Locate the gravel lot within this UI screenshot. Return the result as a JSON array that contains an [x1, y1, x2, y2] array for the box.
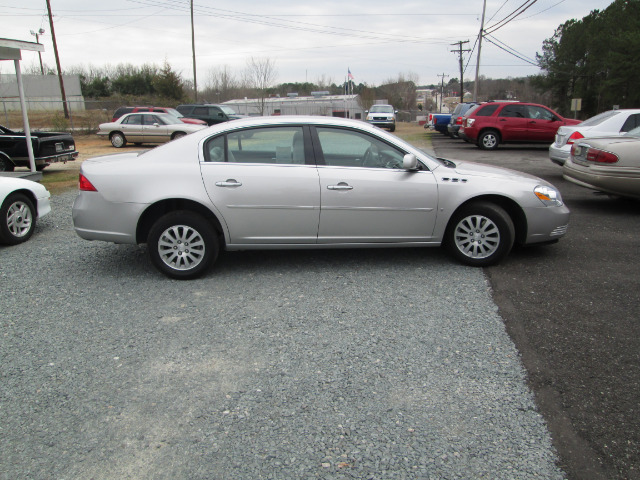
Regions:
[[1, 188, 565, 479]]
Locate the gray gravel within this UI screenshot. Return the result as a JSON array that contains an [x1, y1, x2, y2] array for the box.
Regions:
[[1, 190, 566, 479]]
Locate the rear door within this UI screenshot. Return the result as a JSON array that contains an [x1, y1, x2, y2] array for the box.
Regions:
[[119, 114, 145, 143], [200, 126, 321, 244]]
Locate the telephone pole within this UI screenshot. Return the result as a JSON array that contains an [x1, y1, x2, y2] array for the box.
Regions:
[[437, 73, 448, 113], [451, 41, 470, 104], [46, 0, 69, 119], [191, 0, 197, 102], [473, 0, 487, 102]]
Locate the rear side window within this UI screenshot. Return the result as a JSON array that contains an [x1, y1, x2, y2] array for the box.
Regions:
[[204, 127, 306, 164], [474, 104, 499, 116], [499, 105, 526, 118], [621, 114, 640, 132]]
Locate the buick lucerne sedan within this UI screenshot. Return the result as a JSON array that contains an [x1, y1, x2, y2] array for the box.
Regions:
[[73, 116, 569, 279]]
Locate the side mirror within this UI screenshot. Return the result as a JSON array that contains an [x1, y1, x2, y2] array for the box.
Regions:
[[403, 153, 418, 170], [365, 110, 369, 114]]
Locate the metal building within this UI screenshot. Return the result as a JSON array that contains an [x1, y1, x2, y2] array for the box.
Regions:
[[0, 73, 85, 112], [223, 94, 365, 119]]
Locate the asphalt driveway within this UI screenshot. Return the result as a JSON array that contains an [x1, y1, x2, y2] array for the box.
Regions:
[[430, 132, 640, 480]]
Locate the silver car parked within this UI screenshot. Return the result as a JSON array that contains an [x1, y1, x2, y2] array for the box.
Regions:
[[73, 116, 569, 279], [97, 112, 206, 148]]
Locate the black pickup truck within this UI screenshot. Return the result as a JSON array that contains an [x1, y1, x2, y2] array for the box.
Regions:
[[0, 125, 78, 171]]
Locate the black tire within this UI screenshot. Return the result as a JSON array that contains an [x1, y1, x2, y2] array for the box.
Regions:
[[389, 125, 396, 132], [0, 193, 36, 245], [0, 157, 15, 172], [478, 130, 500, 150], [445, 202, 515, 267], [171, 132, 186, 141], [110, 132, 127, 148], [148, 211, 218, 279], [36, 164, 48, 171]]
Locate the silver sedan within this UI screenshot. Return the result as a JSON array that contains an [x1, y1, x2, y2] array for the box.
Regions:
[[563, 127, 640, 199], [97, 112, 206, 148], [73, 116, 570, 279]]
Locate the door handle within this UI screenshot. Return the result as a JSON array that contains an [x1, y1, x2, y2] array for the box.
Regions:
[[215, 179, 242, 187], [327, 182, 353, 191]]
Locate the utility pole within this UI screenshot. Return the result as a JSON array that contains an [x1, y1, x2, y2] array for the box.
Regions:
[[46, 0, 69, 119], [437, 73, 448, 113], [451, 40, 470, 104], [473, 0, 487, 102], [191, 0, 197, 102]]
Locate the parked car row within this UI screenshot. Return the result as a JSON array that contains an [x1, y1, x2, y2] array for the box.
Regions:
[[436, 101, 640, 200]]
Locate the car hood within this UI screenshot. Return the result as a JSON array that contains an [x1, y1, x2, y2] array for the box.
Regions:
[[447, 159, 544, 183]]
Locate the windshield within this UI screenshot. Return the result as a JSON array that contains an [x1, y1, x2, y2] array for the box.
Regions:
[[370, 105, 394, 113], [159, 114, 183, 125], [219, 105, 238, 115], [580, 110, 620, 127]]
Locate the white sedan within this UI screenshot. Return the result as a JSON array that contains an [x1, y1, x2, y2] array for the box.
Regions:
[[0, 177, 51, 245], [550, 109, 640, 165], [97, 112, 207, 148]]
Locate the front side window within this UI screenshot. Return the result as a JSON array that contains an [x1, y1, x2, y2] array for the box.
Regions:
[[527, 106, 554, 120], [204, 127, 306, 164], [315, 127, 405, 169]]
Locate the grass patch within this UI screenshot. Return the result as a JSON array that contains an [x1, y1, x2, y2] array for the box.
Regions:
[[40, 170, 78, 195]]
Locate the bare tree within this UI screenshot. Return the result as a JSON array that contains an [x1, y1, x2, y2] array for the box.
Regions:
[[203, 65, 239, 103], [244, 57, 277, 115]]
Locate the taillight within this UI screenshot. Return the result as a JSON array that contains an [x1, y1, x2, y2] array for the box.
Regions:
[[79, 174, 98, 191], [428, 114, 433, 122], [455, 116, 463, 125], [586, 148, 619, 164], [567, 131, 584, 144]]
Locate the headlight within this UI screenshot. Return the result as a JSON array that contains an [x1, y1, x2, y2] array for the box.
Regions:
[[366, 115, 373, 121], [534, 185, 563, 207]]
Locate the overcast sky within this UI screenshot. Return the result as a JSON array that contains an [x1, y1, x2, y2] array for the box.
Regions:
[[2, 0, 613, 88]]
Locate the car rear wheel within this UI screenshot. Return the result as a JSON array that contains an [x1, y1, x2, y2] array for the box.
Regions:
[[148, 211, 218, 279], [478, 130, 500, 150], [0, 157, 15, 172], [0, 193, 36, 245], [110, 132, 127, 148], [445, 202, 515, 267]]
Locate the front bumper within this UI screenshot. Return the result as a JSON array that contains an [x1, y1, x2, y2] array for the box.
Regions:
[[522, 203, 570, 244]]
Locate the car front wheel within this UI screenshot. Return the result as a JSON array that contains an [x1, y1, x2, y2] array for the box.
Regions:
[[0, 193, 36, 245], [478, 130, 500, 150], [148, 211, 218, 279], [445, 202, 515, 267]]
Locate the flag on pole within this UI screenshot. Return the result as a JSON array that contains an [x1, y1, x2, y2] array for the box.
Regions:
[[348, 68, 354, 80]]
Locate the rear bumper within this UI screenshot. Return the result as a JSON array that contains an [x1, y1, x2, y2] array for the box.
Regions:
[[549, 144, 570, 166]]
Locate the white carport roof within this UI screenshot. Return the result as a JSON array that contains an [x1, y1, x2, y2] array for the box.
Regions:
[[0, 38, 46, 173]]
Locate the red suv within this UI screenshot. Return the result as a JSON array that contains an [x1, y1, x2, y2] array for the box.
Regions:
[[459, 101, 580, 150]]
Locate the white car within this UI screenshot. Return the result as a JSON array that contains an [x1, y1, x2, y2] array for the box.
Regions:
[[549, 109, 640, 165], [97, 112, 207, 148], [0, 177, 51, 245], [73, 116, 569, 279]]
